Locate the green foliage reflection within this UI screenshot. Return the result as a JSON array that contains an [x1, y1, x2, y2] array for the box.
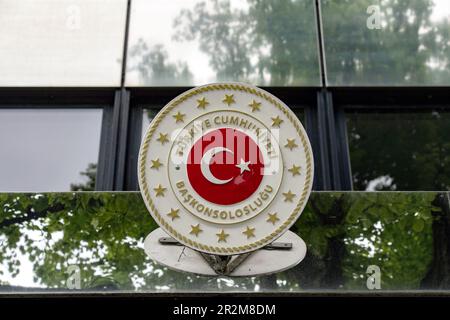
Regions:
[[130, 0, 450, 86], [0, 192, 442, 291]]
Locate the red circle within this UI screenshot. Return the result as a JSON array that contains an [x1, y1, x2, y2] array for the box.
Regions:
[[187, 128, 264, 205]]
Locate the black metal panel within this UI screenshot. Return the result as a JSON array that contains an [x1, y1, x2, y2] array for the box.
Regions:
[[124, 102, 143, 191], [330, 87, 450, 107], [96, 104, 114, 191], [98, 90, 122, 190], [314, 89, 354, 191], [113, 89, 131, 190], [129, 86, 318, 106], [316, 90, 332, 190], [0, 88, 115, 106], [324, 91, 343, 190]]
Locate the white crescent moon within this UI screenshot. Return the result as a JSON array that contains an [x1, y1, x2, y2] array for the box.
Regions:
[[201, 147, 234, 185]]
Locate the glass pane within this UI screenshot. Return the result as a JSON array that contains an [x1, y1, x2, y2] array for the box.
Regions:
[[0, 0, 127, 86], [0, 192, 440, 291], [0, 109, 103, 191], [126, 0, 321, 86], [141, 108, 160, 140], [347, 110, 450, 191], [321, 0, 450, 85]]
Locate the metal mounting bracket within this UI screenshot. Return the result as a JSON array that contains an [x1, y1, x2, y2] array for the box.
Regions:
[[158, 237, 292, 275]]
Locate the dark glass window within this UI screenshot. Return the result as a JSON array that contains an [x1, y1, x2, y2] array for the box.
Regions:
[[126, 0, 321, 86], [347, 109, 450, 191], [321, 0, 450, 86]]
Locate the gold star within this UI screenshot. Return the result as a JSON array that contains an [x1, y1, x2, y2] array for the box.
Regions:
[[167, 208, 180, 221], [222, 94, 235, 106], [157, 133, 169, 144], [248, 100, 261, 112], [242, 226, 255, 239], [271, 116, 284, 127], [154, 184, 166, 197], [283, 190, 296, 202], [285, 138, 298, 150], [216, 229, 229, 242], [190, 224, 202, 237], [151, 158, 162, 170], [267, 213, 280, 225], [197, 97, 209, 109], [288, 164, 301, 176], [172, 111, 185, 123]]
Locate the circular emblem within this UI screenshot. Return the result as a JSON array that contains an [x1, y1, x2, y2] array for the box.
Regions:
[[138, 83, 313, 255]]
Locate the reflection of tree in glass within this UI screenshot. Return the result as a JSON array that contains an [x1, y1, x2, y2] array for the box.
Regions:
[[70, 163, 97, 191], [341, 193, 435, 289], [172, 0, 449, 85], [348, 111, 450, 191], [322, 0, 450, 85], [173, 0, 319, 85], [128, 39, 193, 85], [292, 192, 442, 290], [0, 193, 154, 289], [1, 192, 448, 291], [0, 193, 257, 291]]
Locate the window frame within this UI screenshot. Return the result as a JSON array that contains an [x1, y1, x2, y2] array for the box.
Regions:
[[330, 87, 450, 191], [1, 0, 450, 192], [0, 87, 118, 191], [124, 87, 321, 190]]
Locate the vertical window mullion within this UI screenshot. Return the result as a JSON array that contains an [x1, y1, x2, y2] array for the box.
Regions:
[[114, 89, 131, 191], [335, 106, 353, 190], [95, 104, 113, 191], [315, 90, 332, 190], [124, 100, 143, 191]]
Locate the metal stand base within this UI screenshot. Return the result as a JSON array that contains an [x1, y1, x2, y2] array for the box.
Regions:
[[144, 228, 307, 277], [199, 253, 250, 275], [158, 236, 293, 275]]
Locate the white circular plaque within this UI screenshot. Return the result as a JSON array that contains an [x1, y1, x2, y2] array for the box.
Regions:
[[138, 83, 313, 255], [144, 228, 307, 276]]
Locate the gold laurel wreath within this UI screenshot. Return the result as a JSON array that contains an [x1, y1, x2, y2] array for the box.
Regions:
[[139, 83, 313, 254]]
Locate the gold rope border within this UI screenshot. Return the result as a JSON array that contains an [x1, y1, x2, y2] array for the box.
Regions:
[[139, 83, 313, 254]]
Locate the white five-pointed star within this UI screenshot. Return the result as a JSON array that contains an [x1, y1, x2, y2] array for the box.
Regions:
[[235, 158, 251, 174]]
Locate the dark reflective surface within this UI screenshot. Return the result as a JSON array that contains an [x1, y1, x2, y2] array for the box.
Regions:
[[1, 192, 449, 292], [347, 110, 450, 191]]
